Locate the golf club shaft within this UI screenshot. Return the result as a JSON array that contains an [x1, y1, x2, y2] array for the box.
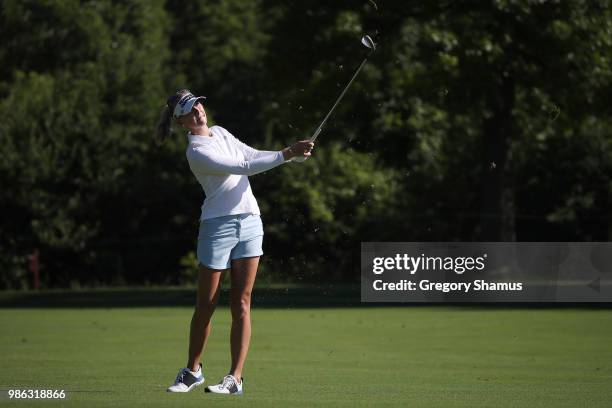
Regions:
[[310, 56, 369, 142]]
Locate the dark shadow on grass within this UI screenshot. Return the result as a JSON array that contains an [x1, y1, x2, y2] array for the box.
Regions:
[[0, 286, 359, 308], [0, 286, 610, 308]]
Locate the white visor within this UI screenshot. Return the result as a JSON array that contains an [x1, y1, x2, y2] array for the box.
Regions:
[[173, 93, 206, 118]]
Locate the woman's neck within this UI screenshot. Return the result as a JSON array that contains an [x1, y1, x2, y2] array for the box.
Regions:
[[190, 124, 212, 137]]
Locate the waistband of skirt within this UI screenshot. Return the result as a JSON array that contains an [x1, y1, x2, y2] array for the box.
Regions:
[[201, 212, 256, 223]]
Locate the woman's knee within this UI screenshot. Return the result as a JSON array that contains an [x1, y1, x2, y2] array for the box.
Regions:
[[230, 292, 251, 320], [195, 297, 218, 316], [195, 266, 224, 314]]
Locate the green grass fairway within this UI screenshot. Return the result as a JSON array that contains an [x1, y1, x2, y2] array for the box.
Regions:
[[1, 307, 611, 407]]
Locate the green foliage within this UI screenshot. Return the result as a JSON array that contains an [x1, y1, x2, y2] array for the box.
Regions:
[[165, 0, 270, 135], [178, 251, 199, 284], [256, 143, 402, 281], [1, 0, 611, 287], [0, 0, 170, 287]]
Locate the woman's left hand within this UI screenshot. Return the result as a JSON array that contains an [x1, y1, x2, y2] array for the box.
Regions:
[[283, 140, 314, 160]]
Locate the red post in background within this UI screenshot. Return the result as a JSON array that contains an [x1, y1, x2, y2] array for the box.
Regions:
[[27, 249, 40, 290]]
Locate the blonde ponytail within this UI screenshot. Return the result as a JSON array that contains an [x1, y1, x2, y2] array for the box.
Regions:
[[154, 89, 193, 146], [154, 105, 173, 145]]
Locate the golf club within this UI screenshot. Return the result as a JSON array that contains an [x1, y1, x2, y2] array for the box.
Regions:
[[292, 34, 377, 162]]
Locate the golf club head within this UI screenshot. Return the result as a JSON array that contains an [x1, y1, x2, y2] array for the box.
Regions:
[[361, 35, 377, 51]]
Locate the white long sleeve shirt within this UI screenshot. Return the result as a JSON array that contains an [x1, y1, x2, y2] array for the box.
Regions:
[[186, 125, 287, 220]]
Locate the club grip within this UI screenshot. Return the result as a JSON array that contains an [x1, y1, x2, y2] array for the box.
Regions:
[[291, 155, 309, 163], [290, 126, 320, 163]]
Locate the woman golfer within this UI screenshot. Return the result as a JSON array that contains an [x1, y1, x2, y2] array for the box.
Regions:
[[156, 89, 313, 395]]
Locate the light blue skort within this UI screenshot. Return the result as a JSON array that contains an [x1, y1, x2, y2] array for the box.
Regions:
[[197, 213, 264, 270]]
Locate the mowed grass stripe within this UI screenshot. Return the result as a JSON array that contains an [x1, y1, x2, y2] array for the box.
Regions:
[[0, 307, 610, 407]]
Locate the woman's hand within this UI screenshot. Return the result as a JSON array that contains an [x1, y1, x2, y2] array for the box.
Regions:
[[282, 140, 314, 161]]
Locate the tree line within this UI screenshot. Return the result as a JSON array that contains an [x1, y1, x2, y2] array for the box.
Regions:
[[1, 0, 610, 288]]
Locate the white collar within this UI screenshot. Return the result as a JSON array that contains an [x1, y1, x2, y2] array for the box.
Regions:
[[187, 129, 215, 144]]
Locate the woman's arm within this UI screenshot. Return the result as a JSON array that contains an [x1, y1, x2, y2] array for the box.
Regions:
[[235, 138, 296, 162], [232, 136, 279, 161], [187, 146, 285, 176], [226, 128, 312, 162]]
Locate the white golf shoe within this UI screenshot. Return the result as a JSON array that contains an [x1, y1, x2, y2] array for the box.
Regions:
[[205, 374, 243, 395], [166, 363, 205, 392]]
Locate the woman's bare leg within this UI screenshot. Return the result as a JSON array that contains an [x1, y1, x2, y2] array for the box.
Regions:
[[187, 265, 226, 371], [228, 256, 259, 380]]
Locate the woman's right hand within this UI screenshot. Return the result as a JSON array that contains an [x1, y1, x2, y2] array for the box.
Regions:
[[283, 140, 314, 161]]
